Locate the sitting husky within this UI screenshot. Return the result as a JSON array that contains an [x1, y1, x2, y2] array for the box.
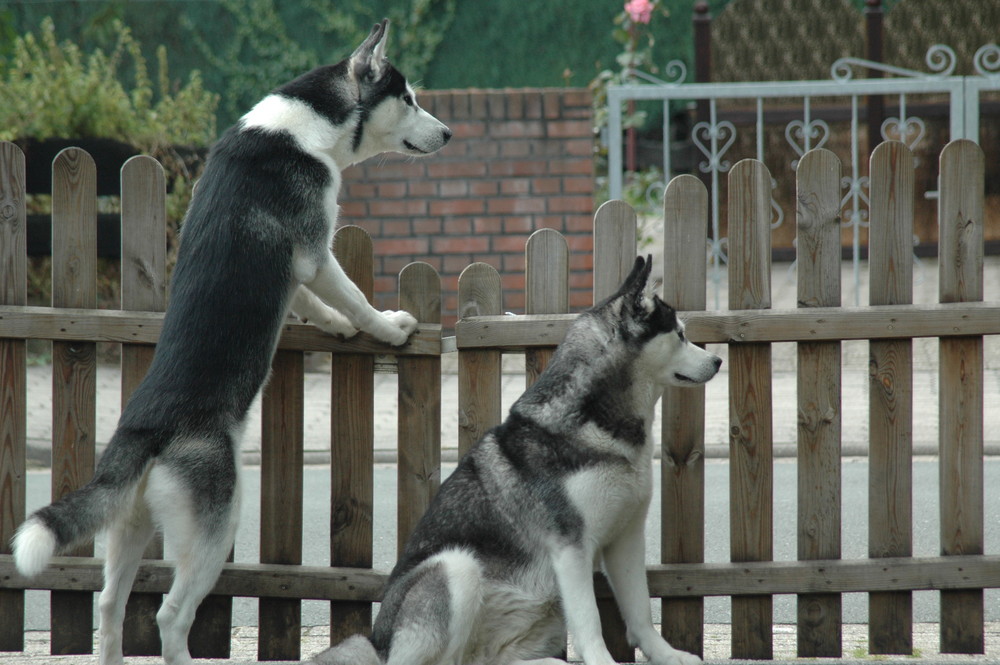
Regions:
[[13, 20, 450, 665], [309, 256, 721, 665]]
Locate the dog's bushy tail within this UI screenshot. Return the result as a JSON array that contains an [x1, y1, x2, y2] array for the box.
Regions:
[[13, 429, 162, 578], [304, 635, 380, 665]]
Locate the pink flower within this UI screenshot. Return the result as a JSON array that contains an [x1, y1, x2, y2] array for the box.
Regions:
[[624, 0, 654, 24]]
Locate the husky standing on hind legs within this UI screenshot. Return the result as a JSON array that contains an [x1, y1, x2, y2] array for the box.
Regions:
[[308, 256, 721, 665], [12, 19, 450, 665]]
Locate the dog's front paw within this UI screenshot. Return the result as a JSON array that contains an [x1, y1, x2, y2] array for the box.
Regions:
[[379, 310, 419, 346], [307, 310, 360, 340], [654, 649, 702, 665]]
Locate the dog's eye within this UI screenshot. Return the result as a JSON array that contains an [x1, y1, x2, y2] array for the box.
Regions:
[[403, 94, 414, 107], [677, 330, 685, 342]]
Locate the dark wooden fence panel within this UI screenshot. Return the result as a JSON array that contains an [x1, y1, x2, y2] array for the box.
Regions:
[[50, 147, 98, 655], [660, 174, 709, 658], [794, 149, 844, 657], [0, 141, 27, 653], [727, 158, 774, 660], [119, 155, 167, 656], [937, 139, 985, 654], [456, 263, 503, 458], [868, 141, 915, 655]]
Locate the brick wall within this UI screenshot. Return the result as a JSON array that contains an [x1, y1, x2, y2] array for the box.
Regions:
[[338, 88, 594, 330]]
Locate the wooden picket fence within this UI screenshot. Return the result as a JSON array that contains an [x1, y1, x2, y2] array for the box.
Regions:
[[0, 138, 998, 661]]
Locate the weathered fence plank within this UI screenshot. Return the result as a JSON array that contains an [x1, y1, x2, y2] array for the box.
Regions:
[[593, 199, 638, 660], [0, 141, 27, 652], [397, 261, 442, 551], [259, 349, 304, 661], [50, 147, 98, 655], [119, 155, 167, 656], [937, 139, 985, 654], [457, 263, 502, 457], [727, 158, 773, 661], [660, 174, 709, 658], [525, 228, 568, 386], [868, 141, 914, 656], [794, 149, 843, 657], [329, 226, 375, 644]]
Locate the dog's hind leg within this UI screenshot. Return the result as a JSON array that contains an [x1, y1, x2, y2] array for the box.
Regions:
[[98, 484, 156, 665], [148, 449, 240, 665], [382, 549, 482, 665], [601, 512, 701, 665]]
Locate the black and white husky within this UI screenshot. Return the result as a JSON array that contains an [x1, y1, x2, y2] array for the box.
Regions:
[[12, 20, 450, 665], [309, 256, 721, 665]]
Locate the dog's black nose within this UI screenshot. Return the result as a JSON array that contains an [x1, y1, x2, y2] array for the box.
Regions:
[[442, 127, 453, 144], [713, 356, 723, 369]]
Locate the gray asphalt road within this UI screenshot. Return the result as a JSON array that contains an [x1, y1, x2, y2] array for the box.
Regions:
[[21, 457, 1000, 631]]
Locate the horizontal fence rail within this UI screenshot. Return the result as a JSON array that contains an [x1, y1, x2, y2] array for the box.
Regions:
[[1, 139, 997, 661]]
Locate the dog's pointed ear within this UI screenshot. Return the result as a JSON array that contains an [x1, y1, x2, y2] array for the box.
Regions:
[[623, 255, 652, 295], [351, 19, 389, 84]]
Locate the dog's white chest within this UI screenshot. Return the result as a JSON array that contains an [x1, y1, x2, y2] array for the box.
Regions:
[[562, 460, 653, 545]]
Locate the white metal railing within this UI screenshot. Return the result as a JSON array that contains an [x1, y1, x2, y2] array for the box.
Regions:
[[607, 44, 1000, 307]]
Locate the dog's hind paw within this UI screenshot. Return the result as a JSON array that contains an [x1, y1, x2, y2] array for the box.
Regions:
[[379, 309, 419, 346]]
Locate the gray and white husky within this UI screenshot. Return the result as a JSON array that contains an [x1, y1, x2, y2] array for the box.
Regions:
[[12, 20, 449, 665], [309, 256, 721, 665]]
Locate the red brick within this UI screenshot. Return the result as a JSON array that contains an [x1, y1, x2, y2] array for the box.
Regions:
[[429, 162, 488, 178], [502, 253, 526, 273], [524, 92, 543, 119], [439, 180, 469, 197], [367, 161, 426, 179], [549, 195, 594, 214], [414, 219, 443, 235], [378, 182, 407, 198], [543, 91, 561, 119], [449, 91, 471, 119], [468, 91, 488, 118], [562, 138, 595, 157], [443, 254, 475, 275], [369, 200, 428, 217], [469, 181, 499, 197], [490, 121, 544, 139], [548, 119, 592, 138], [347, 183, 377, 198], [473, 217, 504, 234], [381, 219, 412, 237], [487, 197, 546, 215], [488, 93, 506, 120], [561, 89, 592, 107], [499, 141, 532, 159], [546, 159, 593, 176], [565, 214, 596, 233], [488, 160, 550, 177], [408, 181, 437, 197], [443, 217, 473, 235], [562, 176, 593, 194], [500, 179, 531, 195], [374, 237, 429, 255], [433, 236, 489, 253], [492, 235, 531, 253], [466, 140, 500, 159], [451, 121, 486, 138], [339, 201, 366, 218], [506, 91, 524, 118], [503, 216, 534, 233], [531, 177, 562, 195], [565, 234, 594, 253], [430, 199, 485, 216]]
